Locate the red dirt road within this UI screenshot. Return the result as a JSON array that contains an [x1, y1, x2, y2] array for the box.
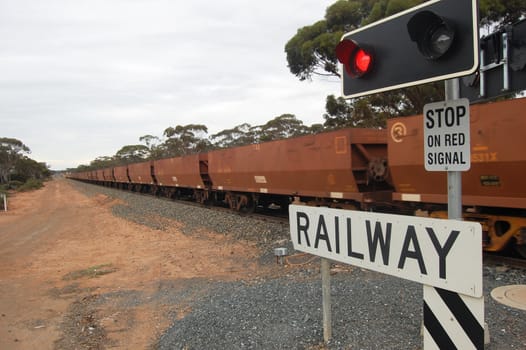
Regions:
[[0, 179, 264, 349]]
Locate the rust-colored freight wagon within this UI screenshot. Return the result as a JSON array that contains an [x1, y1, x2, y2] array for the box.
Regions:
[[207, 128, 391, 209], [113, 165, 129, 184], [153, 154, 207, 189], [388, 97, 526, 254], [74, 172, 88, 181], [88, 171, 98, 181], [95, 169, 105, 182], [388, 97, 526, 209], [128, 161, 154, 184]]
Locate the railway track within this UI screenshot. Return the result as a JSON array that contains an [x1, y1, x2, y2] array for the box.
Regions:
[[136, 189, 291, 225], [72, 179, 526, 267], [484, 253, 526, 270]]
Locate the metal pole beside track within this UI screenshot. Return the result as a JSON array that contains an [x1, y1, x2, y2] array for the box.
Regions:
[[445, 78, 462, 221]]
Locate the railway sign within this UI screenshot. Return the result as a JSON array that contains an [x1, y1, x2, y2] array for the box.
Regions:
[[289, 205, 482, 297], [424, 98, 471, 171]]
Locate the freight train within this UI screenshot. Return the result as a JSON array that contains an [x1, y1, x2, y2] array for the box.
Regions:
[[68, 97, 526, 257]]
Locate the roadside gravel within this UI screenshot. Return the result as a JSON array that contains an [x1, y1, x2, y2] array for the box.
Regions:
[[69, 180, 526, 349]]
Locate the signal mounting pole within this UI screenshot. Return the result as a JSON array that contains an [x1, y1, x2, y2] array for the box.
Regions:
[[445, 78, 462, 221]]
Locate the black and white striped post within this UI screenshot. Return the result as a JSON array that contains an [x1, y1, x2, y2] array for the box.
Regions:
[[423, 285, 484, 348]]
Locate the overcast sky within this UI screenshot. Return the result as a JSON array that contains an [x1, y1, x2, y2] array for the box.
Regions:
[[1, 0, 340, 170]]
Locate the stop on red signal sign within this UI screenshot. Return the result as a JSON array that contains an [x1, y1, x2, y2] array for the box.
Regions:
[[424, 98, 471, 172]]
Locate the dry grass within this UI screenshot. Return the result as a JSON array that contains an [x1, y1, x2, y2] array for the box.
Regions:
[[62, 263, 117, 281]]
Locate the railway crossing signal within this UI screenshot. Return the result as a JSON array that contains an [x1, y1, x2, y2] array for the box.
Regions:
[[336, 0, 479, 98], [460, 18, 526, 102]]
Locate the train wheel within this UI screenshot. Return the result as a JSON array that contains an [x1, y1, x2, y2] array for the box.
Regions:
[[514, 228, 526, 258], [195, 190, 206, 204], [238, 194, 255, 214]]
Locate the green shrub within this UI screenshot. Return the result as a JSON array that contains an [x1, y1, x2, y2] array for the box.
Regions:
[[17, 178, 44, 192], [7, 180, 24, 190]]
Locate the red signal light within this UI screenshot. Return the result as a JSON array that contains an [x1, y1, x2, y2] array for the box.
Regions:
[[355, 49, 372, 73], [336, 39, 374, 78]]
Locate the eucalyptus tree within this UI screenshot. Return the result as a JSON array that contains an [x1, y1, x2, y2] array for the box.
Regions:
[[90, 156, 118, 169], [0, 137, 31, 183], [114, 145, 150, 164], [257, 114, 310, 142], [210, 123, 257, 149], [13, 157, 51, 181], [162, 124, 210, 157], [139, 134, 165, 159]]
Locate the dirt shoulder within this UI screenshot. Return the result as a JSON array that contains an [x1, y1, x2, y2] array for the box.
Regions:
[[0, 179, 268, 349]]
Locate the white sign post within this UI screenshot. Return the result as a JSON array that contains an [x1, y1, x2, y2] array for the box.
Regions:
[[424, 98, 471, 172]]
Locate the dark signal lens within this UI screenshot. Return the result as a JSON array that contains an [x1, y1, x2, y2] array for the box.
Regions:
[[407, 10, 455, 60], [336, 39, 374, 78]]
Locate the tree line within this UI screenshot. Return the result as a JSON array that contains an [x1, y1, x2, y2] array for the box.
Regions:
[[74, 113, 327, 171], [0, 138, 52, 191]]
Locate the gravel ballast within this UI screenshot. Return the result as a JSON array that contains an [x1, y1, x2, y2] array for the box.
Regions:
[[69, 180, 526, 349]]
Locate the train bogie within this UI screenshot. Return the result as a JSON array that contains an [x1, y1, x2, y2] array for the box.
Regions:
[[429, 210, 526, 256]]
